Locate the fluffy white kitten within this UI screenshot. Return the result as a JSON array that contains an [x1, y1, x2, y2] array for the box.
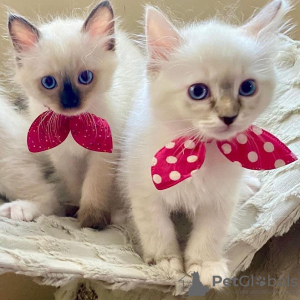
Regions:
[[119, 0, 290, 288], [8, 1, 143, 228], [0, 92, 62, 220]]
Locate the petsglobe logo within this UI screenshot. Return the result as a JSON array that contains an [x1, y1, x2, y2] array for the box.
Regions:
[[213, 275, 298, 288], [178, 272, 298, 297]]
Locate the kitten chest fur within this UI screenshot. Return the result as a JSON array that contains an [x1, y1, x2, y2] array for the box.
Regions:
[[123, 96, 243, 215]]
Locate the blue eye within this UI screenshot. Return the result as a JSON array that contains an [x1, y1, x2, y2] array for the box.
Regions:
[[78, 70, 93, 85], [188, 84, 209, 100], [41, 76, 57, 89], [239, 80, 257, 97]]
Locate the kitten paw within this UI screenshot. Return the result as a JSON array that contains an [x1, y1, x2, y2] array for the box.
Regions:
[[158, 257, 184, 273], [200, 260, 229, 289], [78, 206, 111, 229], [186, 263, 202, 276], [146, 257, 184, 273], [0, 200, 44, 221]]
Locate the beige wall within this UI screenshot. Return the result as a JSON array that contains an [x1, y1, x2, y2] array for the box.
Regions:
[[0, 0, 299, 57], [0, 273, 56, 300]]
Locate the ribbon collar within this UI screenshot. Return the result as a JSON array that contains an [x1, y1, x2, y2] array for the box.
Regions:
[[27, 110, 113, 153], [151, 125, 297, 190]]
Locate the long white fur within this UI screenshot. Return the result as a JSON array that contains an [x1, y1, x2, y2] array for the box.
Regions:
[[118, 0, 290, 288], [0, 92, 62, 220], [9, 2, 144, 227]]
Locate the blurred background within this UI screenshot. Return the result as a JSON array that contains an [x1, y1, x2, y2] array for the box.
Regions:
[[0, 0, 299, 57], [0, 0, 299, 299]]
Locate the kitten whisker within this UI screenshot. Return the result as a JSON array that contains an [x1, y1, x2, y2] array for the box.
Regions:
[[36, 110, 51, 142]]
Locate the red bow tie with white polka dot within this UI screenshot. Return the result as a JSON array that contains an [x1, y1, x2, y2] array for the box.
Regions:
[[27, 110, 113, 153], [151, 125, 297, 190]]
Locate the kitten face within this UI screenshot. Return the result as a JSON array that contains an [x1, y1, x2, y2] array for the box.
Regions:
[[9, 2, 116, 116], [146, 0, 288, 140], [150, 23, 275, 140]]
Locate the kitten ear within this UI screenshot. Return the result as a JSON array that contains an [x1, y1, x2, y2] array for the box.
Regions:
[[82, 1, 115, 51], [146, 7, 181, 60], [8, 14, 40, 52], [242, 0, 290, 35]]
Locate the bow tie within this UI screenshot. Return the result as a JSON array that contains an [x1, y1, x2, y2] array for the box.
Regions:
[[27, 110, 113, 153], [151, 125, 297, 190]]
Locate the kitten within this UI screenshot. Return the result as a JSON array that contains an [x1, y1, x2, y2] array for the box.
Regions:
[[119, 0, 290, 287], [0, 91, 62, 220], [8, 1, 143, 228]]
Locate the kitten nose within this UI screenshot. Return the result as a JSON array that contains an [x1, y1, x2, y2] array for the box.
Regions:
[[219, 115, 238, 125], [60, 80, 80, 109]]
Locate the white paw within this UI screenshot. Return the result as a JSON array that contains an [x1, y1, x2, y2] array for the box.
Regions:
[[157, 257, 184, 273], [200, 260, 229, 289], [186, 263, 202, 276], [0, 200, 46, 221], [146, 256, 184, 273]]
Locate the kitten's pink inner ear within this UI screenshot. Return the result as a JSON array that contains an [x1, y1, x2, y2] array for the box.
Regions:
[[146, 7, 180, 59], [86, 9, 113, 37], [9, 17, 39, 51], [83, 1, 115, 50], [242, 0, 289, 35]]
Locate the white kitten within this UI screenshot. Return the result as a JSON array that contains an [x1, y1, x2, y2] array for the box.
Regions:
[[0, 92, 62, 220], [8, 1, 143, 228], [119, 0, 289, 288]]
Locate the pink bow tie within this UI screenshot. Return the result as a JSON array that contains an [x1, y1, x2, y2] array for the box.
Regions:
[[27, 111, 113, 153], [151, 125, 297, 190]]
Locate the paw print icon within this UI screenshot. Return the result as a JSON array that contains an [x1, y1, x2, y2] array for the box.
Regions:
[[256, 276, 266, 287]]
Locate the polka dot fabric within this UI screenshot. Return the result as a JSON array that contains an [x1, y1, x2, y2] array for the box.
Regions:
[[27, 111, 113, 153], [151, 137, 206, 190], [217, 125, 297, 170], [70, 114, 112, 153], [27, 111, 69, 152], [151, 125, 297, 190]]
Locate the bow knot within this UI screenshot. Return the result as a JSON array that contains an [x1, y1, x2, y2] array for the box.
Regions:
[[27, 111, 113, 153], [151, 125, 297, 190]]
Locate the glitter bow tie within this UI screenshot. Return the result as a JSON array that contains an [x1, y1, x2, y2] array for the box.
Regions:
[[27, 111, 113, 153], [151, 125, 297, 190]]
